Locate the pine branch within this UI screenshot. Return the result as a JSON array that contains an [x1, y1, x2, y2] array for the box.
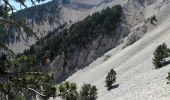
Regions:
[[26, 87, 46, 97]]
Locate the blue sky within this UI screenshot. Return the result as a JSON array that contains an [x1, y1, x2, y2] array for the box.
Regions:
[[10, 0, 52, 11]]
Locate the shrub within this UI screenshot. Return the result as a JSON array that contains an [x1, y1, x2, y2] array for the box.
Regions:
[[152, 43, 170, 68], [105, 69, 116, 90], [166, 72, 170, 84], [80, 84, 98, 100]]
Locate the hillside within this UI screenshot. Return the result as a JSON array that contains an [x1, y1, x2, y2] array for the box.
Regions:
[[64, 0, 170, 100], [22, 5, 129, 82], [4, 0, 125, 54], [2, 0, 170, 100]]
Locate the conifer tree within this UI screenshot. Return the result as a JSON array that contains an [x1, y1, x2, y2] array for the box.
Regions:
[[153, 43, 170, 68], [105, 69, 116, 90], [80, 84, 98, 100]]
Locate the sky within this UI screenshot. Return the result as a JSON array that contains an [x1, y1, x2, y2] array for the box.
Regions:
[[10, 0, 52, 11]]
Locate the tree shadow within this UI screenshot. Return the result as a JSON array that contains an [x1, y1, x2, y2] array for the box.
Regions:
[[151, 21, 157, 26], [160, 60, 170, 68], [107, 84, 119, 91]]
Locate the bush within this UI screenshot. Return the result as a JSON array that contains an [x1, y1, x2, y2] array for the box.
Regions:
[[80, 84, 98, 100], [152, 43, 170, 68], [166, 72, 170, 84], [105, 69, 116, 90]]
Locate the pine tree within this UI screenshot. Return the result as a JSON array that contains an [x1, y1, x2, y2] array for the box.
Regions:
[[153, 43, 170, 68], [58, 83, 66, 96], [105, 69, 116, 90], [80, 84, 98, 100], [58, 82, 78, 100]]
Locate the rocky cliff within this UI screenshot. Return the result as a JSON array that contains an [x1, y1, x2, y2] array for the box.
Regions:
[[5, 0, 122, 54], [49, 0, 150, 81], [4, 0, 161, 82]]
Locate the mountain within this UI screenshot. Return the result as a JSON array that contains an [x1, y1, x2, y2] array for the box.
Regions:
[[47, 0, 149, 82], [65, 0, 170, 100], [3, 0, 170, 99], [3, 0, 130, 81], [4, 0, 125, 53]]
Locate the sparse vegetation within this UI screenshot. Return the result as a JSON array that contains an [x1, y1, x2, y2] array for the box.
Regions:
[[166, 72, 170, 84], [105, 69, 117, 90]]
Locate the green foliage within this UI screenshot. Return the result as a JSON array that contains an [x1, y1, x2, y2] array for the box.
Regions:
[[57, 82, 98, 100], [0, 71, 54, 99], [152, 43, 170, 68], [0, 82, 15, 99], [11, 54, 37, 72], [15, 95, 25, 100], [0, 54, 10, 74], [58, 83, 66, 95], [13, 73, 53, 86], [80, 84, 98, 100], [0, 5, 10, 18], [105, 69, 116, 89], [69, 5, 122, 46], [58, 82, 78, 100], [65, 90, 78, 100], [43, 84, 57, 99]]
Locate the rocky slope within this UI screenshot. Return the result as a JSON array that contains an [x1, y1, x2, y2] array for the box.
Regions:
[[23, 5, 130, 82], [5, 0, 170, 99], [3, 0, 129, 81], [49, 0, 151, 81], [5, 0, 124, 53], [64, 0, 170, 100], [5, 0, 159, 82]]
